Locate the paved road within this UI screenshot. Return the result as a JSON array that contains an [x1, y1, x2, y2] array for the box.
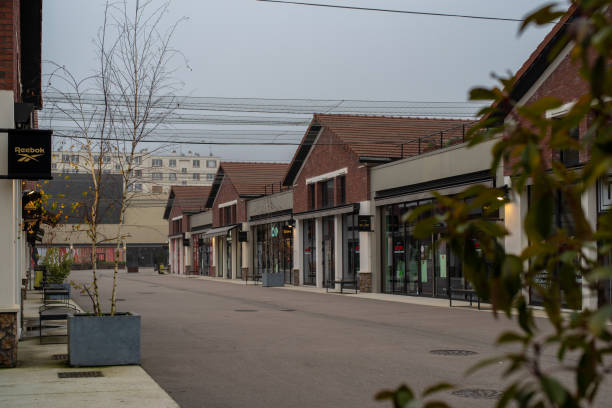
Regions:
[[71, 270, 612, 408]]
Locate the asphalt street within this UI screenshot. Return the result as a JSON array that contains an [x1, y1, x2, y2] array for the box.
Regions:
[[70, 270, 612, 408]]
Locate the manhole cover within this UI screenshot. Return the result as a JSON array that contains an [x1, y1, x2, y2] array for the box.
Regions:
[[58, 371, 104, 378], [137, 292, 155, 295], [108, 298, 126, 301], [451, 389, 503, 399], [280, 309, 296, 312], [234, 309, 257, 312], [430, 349, 478, 356], [52, 354, 68, 361]]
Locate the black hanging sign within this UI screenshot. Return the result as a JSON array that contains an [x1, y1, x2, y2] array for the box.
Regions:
[[5, 129, 53, 179], [238, 231, 248, 242], [357, 215, 372, 232]]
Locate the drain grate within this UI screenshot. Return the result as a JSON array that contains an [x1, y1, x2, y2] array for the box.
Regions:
[[108, 298, 126, 301], [234, 309, 258, 312], [137, 292, 155, 295], [451, 389, 503, 399], [430, 349, 478, 356], [280, 309, 296, 312], [58, 371, 104, 378], [52, 354, 68, 361]]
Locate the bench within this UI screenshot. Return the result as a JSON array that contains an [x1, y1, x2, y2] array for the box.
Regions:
[[39, 304, 79, 344], [326, 279, 359, 294], [449, 288, 481, 309]]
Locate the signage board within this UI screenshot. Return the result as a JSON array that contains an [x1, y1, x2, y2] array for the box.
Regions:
[[357, 215, 372, 232], [238, 231, 248, 242], [7, 129, 53, 179]]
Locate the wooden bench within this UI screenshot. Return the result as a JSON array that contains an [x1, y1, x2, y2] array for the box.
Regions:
[[326, 279, 359, 294], [449, 288, 481, 309]]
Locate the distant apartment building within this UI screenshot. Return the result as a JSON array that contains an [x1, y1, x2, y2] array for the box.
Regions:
[[51, 149, 220, 195]]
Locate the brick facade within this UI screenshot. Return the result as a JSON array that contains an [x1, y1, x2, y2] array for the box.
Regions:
[[212, 180, 245, 227], [505, 49, 589, 176], [292, 128, 369, 213], [359, 272, 372, 293], [0, 0, 21, 97], [0, 312, 17, 368]]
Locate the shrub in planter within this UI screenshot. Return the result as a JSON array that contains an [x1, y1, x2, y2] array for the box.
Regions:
[[42, 247, 73, 284]]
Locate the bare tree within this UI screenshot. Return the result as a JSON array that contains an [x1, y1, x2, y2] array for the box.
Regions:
[[44, 0, 184, 315]]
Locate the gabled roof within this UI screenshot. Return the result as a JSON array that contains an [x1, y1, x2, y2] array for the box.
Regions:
[[493, 4, 579, 121], [283, 114, 473, 186], [163, 185, 211, 220], [205, 162, 289, 208]]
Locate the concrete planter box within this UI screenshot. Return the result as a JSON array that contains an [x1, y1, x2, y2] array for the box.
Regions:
[[68, 313, 141, 367], [262, 272, 284, 287]]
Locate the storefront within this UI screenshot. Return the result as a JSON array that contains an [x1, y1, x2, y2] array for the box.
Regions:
[[205, 225, 238, 279], [598, 175, 611, 305], [252, 221, 294, 283], [380, 199, 474, 298]]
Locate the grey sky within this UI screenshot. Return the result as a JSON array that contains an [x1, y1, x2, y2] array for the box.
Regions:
[[42, 0, 559, 162]]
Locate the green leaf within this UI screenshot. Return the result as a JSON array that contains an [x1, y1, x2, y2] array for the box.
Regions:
[[496, 331, 526, 345], [587, 266, 612, 283], [588, 305, 612, 336], [469, 87, 497, 101], [539, 375, 567, 405], [422, 383, 454, 397], [519, 4, 566, 33]]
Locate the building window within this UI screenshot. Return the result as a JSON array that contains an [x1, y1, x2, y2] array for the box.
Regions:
[[169, 159, 176, 167], [103, 155, 111, 163], [206, 159, 216, 168], [115, 164, 121, 171], [152, 172, 163, 180], [181, 168, 187, 173], [338, 175, 346, 205], [560, 126, 580, 167], [134, 156, 142, 165], [152, 159, 163, 167], [52, 163, 57, 169], [320, 179, 334, 208], [181, 180, 187, 185], [206, 173, 214, 180], [134, 169, 142, 178], [192, 173, 200, 180], [193, 160, 200, 168], [169, 173, 177, 181], [61, 154, 70, 163], [152, 185, 163, 194], [70, 154, 79, 164], [308, 183, 315, 210], [135, 183, 143, 192]]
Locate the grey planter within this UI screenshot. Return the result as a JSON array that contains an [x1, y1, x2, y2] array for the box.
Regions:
[[262, 272, 284, 287], [68, 313, 141, 367]]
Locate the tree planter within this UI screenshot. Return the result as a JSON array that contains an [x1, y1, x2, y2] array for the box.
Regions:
[[262, 272, 284, 287], [68, 313, 141, 366]]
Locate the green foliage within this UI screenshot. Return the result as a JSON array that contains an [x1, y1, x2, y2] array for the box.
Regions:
[[378, 1, 612, 407], [42, 247, 73, 284]]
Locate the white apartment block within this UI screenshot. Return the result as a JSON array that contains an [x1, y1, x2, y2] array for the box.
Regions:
[[51, 149, 220, 195]]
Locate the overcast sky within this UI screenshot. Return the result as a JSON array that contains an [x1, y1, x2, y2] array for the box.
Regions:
[[41, 0, 560, 162]]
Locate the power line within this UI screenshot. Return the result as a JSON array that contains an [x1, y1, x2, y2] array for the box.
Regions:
[[256, 0, 543, 23]]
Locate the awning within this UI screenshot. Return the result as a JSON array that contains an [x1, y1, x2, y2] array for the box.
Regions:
[[204, 224, 238, 238], [293, 203, 358, 220], [248, 214, 292, 227]]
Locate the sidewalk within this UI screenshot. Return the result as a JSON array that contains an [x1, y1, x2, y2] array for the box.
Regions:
[[0, 291, 178, 408], [175, 274, 553, 319]]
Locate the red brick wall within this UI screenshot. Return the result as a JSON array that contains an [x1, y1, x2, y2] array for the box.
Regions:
[[292, 128, 369, 213], [505, 51, 589, 175], [212, 180, 245, 227], [0, 0, 20, 99]]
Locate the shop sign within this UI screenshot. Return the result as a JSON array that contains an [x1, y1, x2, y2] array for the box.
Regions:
[[6, 129, 53, 179], [271, 225, 279, 238], [183, 239, 190, 246], [238, 231, 248, 242], [357, 215, 372, 232]]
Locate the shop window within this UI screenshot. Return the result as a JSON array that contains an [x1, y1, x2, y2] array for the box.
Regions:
[[338, 175, 346, 205], [307, 184, 315, 210], [320, 179, 334, 208]]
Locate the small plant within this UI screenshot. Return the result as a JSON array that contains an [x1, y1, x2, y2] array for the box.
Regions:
[[42, 247, 73, 284]]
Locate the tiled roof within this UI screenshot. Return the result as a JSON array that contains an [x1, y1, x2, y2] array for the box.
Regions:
[[221, 162, 289, 196], [163, 185, 211, 219], [283, 114, 473, 185]]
